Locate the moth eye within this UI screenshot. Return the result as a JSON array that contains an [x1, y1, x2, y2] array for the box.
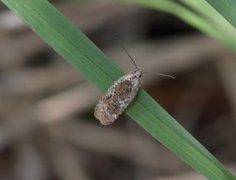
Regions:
[[139, 74, 142, 78]]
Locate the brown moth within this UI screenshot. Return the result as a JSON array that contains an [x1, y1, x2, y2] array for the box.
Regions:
[[94, 70, 142, 125]]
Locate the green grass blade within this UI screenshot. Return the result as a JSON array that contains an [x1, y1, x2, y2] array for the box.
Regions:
[[1, 0, 235, 179], [127, 0, 236, 52], [206, 0, 236, 28], [180, 0, 236, 51]]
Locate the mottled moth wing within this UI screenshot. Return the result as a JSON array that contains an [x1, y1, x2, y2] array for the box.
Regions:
[[94, 71, 141, 125]]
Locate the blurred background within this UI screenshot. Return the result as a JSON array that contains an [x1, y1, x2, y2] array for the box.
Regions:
[[0, 1, 236, 180]]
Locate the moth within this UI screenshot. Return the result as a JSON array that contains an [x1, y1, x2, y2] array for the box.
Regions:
[[94, 69, 142, 126], [94, 41, 174, 126]]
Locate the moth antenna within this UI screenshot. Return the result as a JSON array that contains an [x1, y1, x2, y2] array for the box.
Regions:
[[143, 72, 175, 79], [114, 36, 139, 70]]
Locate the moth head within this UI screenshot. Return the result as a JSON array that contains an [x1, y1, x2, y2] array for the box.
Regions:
[[134, 70, 142, 78]]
